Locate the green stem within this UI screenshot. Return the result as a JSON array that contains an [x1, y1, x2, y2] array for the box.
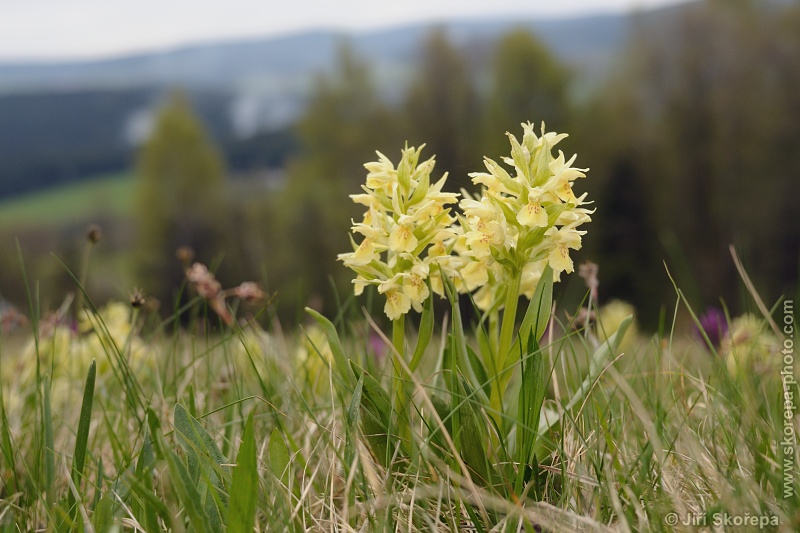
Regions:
[[492, 271, 521, 417], [392, 315, 405, 360], [391, 315, 411, 451], [497, 271, 521, 369], [75, 242, 94, 320], [489, 311, 500, 361]]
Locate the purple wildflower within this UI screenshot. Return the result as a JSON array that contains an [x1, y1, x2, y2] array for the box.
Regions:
[[697, 308, 728, 350]]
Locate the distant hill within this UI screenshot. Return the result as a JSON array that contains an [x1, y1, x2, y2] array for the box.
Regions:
[[0, 14, 637, 135], [0, 14, 631, 93], [0, 4, 693, 201]]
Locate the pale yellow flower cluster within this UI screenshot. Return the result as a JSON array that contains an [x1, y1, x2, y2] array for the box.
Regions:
[[295, 324, 334, 394], [597, 299, 639, 353], [18, 302, 153, 386], [78, 302, 153, 374], [341, 123, 591, 318], [721, 314, 781, 377], [338, 145, 459, 320], [453, 122, 592, 310]]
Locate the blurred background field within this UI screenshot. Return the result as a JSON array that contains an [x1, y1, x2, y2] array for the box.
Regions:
[[0, 0, 798, 328]]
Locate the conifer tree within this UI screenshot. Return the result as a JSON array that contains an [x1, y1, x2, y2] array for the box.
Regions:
[[135, 91, 228, 306], [484, 29, 569, 158], [404, 28, 480, 192]]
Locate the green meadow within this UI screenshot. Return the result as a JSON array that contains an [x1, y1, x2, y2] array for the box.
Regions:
[[0, 125, 797, 532], [0, 173, 135, 228]]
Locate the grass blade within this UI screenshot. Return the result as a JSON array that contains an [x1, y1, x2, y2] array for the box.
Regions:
[[68, 359, 96, 519], [540, 316, 632, 437], [43, 374, 55, 510]]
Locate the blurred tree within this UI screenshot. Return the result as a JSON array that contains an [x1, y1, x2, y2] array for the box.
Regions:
[[135, 91, 229, 307], [270, 43, 403, 318], [403, 28, 481, 192], [578, 0, 800, 318], [483, 29, 570, 159]]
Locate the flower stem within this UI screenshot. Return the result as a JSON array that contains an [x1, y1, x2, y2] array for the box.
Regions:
[[392, 315, 405, 359], [492, 270, 521, 416], [391, 315, 411, 448]]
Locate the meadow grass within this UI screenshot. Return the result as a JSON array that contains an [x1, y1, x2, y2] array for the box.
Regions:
[[0, 268, 796, 532], [0, 132, 796, 530]]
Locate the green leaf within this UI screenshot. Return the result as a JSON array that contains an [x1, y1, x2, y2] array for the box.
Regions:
[[93, 457, 103, 510], [68, 359, 96, 519], [515, 334, 546, 495], [147, 410, 213, 533], [408, 286, 434, 372], [133, 424, 158, 533], [348, 376, 364, 431], [0, 381, 18, 496], [426, 394, 453, 460], [269, 427, 291, 485], [173, 404, 227, 467], [441, 269, 481, 389], [164, 447, 215, 533], [345, 375, 364, 469], [455, 376, 494, 487], [527, 264, 554, 343], [123, 471, 176, 531], [134, 427, 154, 478], [466, 344, 491, 400], [305, 307, 352, 389], [228, 411, 258, 533], [173, 404, 227, 533], [91, 495, 115, 531], [502, 264, 553, 379], [350, 361, 405, 467]]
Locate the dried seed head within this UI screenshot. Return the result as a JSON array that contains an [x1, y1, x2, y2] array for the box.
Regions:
[[130, 287, 146, 309], [578, 261, 599, 301], [232, 282, 265, 302], [186, 262, 222, 300], [210, 295, 234, 326], [86, 224, 102, 244]]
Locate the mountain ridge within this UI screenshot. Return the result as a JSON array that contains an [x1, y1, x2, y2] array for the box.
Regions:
[[0, 13, 633, 93]]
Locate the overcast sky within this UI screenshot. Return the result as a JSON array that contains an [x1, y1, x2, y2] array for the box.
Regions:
[[0, 0, 688, 61]]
